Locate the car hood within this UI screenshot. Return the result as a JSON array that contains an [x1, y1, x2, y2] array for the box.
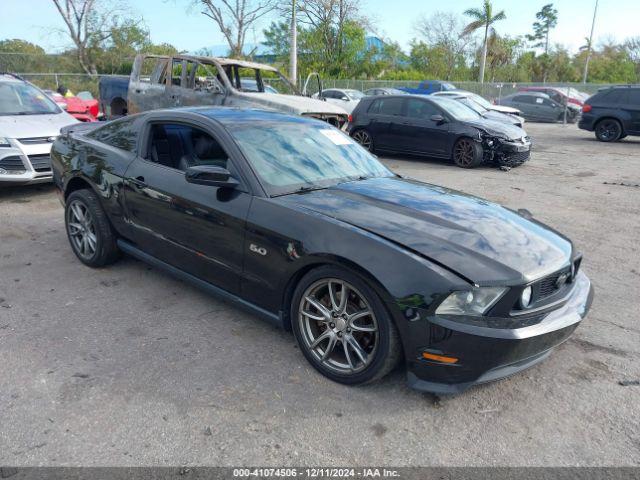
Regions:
[[482, 110, 521, 126], [490, 105, 521, 115], [464, 118, 526, 141], [234, 92, 349, 116], [0, 112, 78, 139], [279, 177, 572, 285]]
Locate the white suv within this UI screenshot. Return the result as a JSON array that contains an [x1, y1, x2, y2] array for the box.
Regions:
[[0, 74, 77, 185]]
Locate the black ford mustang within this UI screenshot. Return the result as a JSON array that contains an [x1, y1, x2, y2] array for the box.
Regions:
[[51, 107, 593, 394]]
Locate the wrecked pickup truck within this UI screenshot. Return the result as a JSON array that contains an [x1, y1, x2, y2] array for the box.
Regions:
[[99, 54, 348, 128]]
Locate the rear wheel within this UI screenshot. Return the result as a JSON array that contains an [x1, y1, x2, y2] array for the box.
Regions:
[[291, 266, 401, 385], [351, 129, 374, 152], [453, 137, 483, 168], [65, 189, 120, 267], [595, 119, 622, 142]]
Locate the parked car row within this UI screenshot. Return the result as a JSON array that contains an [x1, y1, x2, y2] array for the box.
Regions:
[[2, 59, 637, 188]]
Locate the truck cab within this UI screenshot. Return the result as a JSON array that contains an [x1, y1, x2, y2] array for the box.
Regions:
[[100, 54, 349, 128]]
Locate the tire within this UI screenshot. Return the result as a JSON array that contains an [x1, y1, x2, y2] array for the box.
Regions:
[[453, 137, 483, 168], [291, 265, 401, 386], [595, 119, 622, 142], [65, 189, 120, 267], [351, 129, 375, 153]]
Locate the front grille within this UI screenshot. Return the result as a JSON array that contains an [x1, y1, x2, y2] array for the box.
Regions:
[[28, 154, 52, 172], [506, 150, 531, 164], [18, 136, 53, 145], [533, 258, 581, 303], [0, 155, 26, 172], [538, 273, 564, 299]]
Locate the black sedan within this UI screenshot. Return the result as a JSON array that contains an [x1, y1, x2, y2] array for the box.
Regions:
[[348, 95, 532, 168], [51, 108, 593, 394]]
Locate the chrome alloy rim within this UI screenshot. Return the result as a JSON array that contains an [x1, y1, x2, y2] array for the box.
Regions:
[[67, 200, 97, 259], [298, 278, 378, 373], [352, 130, 372, 151]]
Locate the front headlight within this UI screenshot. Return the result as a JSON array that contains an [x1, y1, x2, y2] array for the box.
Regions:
[[0, 137, 11, 147], [435, 287, 507, 316]]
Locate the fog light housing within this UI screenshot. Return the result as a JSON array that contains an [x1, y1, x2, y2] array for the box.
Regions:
[[520, 286, 532, 308]]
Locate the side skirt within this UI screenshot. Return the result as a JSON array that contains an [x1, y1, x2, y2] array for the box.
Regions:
[[117, 239, 284, 329]]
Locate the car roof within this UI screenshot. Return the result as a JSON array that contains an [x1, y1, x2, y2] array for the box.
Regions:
[[0, 73, 26, 83], [509, 91, 550, 98], [175, 106, 324, 126]]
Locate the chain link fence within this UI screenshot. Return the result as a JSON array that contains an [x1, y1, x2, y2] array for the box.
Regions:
[[12, 73, 616, 104], [321, 79, 616, 102]]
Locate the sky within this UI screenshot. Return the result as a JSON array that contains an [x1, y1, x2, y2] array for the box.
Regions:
[[1, 0, 638, 55]]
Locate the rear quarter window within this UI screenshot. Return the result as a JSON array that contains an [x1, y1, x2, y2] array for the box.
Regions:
[[87, 118, 137, 153], [376, 98, 403, 116], [599, 89, 628, 104], [627, 89, 640, 105]]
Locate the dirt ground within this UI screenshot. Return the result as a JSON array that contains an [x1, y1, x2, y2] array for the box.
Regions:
[[0, 123, 639, 467]]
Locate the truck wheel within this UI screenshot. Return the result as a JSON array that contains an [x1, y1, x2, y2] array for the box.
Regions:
[[110, 97, 127, 118]]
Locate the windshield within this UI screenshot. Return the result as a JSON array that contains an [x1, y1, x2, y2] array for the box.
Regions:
[[459, 97, 487, 114], [0, 81, 61, 116], [345, 90, 366, 100], [431, 96, 481, 121], [228, 121, 393, 196], [224, 65, 299, 95], [239, 78, 279, 93], [468, 93, 493, 109]]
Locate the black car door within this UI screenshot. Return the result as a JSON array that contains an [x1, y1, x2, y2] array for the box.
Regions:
[[122, 117, 251, 294], [367, 97, 402, 150], [623, 89, 640, 133], [398, 97, 450, 157]]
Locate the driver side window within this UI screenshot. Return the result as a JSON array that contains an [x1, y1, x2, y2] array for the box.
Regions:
[[146, 123, 229, 172], [406, 99, 438, 118]]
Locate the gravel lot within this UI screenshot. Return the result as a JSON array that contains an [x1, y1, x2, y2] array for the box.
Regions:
[[1, 123, 639, 467]]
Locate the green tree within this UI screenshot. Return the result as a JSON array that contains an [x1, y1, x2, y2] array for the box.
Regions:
[[0, 39, 46, 72], [526, 4, 558, 54], [463, 0, 506, 84]]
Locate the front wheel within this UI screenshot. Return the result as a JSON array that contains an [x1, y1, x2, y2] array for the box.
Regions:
[[291, 266, 401, 385], [453, 137, 483, 168], [351, 129, 374, 152], [595, 119, 622, 142]]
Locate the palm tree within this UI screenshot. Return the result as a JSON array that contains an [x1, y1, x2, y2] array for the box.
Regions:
[[463, 0, 507, 83]]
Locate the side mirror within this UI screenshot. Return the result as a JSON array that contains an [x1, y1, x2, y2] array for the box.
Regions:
[[341, 96, 349, 101], [185, 165, 238, 188], [430, 114, 447, 124]]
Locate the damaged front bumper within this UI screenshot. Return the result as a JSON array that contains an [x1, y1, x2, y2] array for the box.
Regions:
[[482, 135, 532, 167], [407, 271, 593, 395]]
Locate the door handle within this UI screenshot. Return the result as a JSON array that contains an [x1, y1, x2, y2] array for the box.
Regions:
[[135, 89, 141, 93], [131, 176, 147, 188]]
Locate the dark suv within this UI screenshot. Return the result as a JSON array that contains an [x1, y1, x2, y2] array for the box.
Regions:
[[579, 86, 640, 142]]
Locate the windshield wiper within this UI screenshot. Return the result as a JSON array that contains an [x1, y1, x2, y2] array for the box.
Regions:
[[295, 184, 327, 194]]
